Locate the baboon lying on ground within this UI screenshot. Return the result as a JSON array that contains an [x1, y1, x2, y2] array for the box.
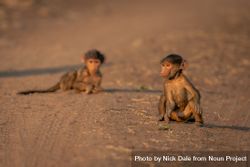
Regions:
[[18, 49, 105, 95], [158, 54, 204, 126]]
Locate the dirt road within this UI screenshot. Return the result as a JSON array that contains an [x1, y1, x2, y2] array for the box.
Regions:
[[0, 0, 250, 166]]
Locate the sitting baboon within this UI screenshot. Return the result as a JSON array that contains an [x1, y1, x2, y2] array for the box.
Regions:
[[158, 54, 203, 126]]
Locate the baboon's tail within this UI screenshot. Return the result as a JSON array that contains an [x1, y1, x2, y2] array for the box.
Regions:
[[17, 82, 60, 95]]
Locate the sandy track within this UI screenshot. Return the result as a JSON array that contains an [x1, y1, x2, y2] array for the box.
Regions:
[[0, 0, 250, 167]]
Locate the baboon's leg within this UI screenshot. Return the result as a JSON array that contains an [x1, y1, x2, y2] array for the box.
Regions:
[[177, 101, 203, 124], [73, 82, 94, 94], [73, 82, 87, 91], [60, 82, 72, 91], [85, 84, 94, 94], [158, 94, 166, 121], [169, 111, 183, 122], [192, 106, 203, 125], [92, 86, 103, 93]]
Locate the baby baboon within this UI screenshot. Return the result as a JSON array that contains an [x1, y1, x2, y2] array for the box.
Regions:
[[18, 49, 105, 95], [158, 54, 203, 126]]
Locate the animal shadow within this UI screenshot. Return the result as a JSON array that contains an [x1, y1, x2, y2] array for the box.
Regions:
[[203, 123, 250, 132], [105, 88, 161, 94]]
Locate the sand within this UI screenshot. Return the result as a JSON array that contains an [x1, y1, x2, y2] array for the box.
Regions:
[[0, 0, 250, 166]]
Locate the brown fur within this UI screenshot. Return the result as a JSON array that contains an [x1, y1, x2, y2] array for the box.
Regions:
[[17, 66, 103, 95], [159, 55, 203, 126], [18, 49, 105, 95]]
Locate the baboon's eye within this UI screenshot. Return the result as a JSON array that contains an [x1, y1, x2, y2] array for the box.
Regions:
[[165, 62, 172, 68], [89, 60, 93, 63]]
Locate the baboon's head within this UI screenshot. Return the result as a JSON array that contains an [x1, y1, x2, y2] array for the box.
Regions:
[[82, 49, 105, 74], [160, 54, 187, 79]]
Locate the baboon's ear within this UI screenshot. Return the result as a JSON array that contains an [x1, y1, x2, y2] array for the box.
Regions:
[[103, 56, 107, 64], [180, 60, 188, 70], [81, 54, 85, 63]]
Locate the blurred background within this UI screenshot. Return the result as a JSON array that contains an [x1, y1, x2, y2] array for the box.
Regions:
[[0, 1, 249, 167]]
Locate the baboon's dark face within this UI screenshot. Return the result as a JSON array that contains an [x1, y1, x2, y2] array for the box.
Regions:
[[86, 58, 101, 74], [160, 61, 173, 78], [160, 61, 181, 79]]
